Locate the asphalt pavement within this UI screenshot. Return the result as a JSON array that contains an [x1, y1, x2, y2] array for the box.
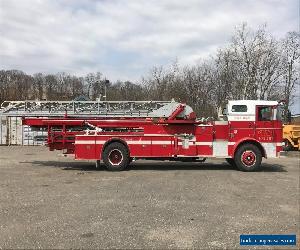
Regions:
[[0, 146, 299, 249]]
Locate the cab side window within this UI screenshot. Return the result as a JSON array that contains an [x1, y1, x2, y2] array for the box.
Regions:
[[231, 105, 247, 112], [258, 106, 272, 121]]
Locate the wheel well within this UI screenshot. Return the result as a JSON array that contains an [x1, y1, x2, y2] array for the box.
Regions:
[[101, 138, 130, 158], [235, 140, 266, 158]]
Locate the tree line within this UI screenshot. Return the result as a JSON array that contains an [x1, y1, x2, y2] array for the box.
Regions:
[[0, 24, 299, 117]]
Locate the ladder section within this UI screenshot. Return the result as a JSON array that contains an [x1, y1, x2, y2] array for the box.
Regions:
[[0, 100, 174, 117]]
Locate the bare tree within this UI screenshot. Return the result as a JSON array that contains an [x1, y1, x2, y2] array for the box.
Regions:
[[212, 49, 236, 107], [85, 72, 103, 100], [230, 23, 282, 100], [32, 73, 46, 100], [281, 31, 300, 117]]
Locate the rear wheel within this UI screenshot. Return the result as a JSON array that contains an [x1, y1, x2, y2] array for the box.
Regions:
[[102, 142, 130, 171], [234, 144, 262, 172]]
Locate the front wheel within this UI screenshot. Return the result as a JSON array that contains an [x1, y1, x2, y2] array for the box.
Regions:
[[234, 144, 262, 172], [102, 142, 130, 171]]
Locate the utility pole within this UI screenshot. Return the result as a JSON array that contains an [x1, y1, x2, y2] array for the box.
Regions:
[[103, 83, 107, 101], [104, 79, 109, 101]]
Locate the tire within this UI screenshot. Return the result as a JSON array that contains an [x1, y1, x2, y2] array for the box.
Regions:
[[283, 139, 293, 151], [225, 158, 236, 167], [234, 143, 262, 172], [102, 142, 130, 171]]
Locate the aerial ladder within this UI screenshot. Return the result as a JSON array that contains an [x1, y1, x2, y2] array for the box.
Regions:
[[0, 100, 177, 117]]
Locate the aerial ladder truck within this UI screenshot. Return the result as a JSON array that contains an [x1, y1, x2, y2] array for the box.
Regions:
[[1, 99, 284, 171]]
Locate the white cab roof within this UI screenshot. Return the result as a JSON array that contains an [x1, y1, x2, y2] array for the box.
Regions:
[[227, 100, 279, 121], [228, 100, 279, 106]]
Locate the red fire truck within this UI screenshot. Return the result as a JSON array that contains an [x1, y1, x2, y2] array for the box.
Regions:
[[22, 100, 283, 172]]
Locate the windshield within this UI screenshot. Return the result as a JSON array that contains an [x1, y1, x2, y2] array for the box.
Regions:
[[258, 106, 273, 121]]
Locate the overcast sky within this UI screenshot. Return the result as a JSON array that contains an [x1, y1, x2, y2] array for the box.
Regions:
[[0, 0, 298, 82]]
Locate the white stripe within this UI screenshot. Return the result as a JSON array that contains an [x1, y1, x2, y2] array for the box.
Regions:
[[77, 134, 174, 137], [96, 140, 107, 144], [75, 140, 107, 144], [76, 140, 154, 145], [178, 142, 212, 146], [127, 141, 151, 145], [75, 140, 95, 144], [128, 141, 172, 145], [178, 142, 196, 146], [176, 155, 193, 157], [76, 140, 183, 145], [258, 128, 282, 130], [195, 142, 213, 146], [152, 141, 172, 145], [176, 155, 211, 158], [143, 134, 173, 136], [75, 140, 283, 148], [227, 142, 281, 146]]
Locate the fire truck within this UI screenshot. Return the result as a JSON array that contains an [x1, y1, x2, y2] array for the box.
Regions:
[[19, 100, 283, 172]]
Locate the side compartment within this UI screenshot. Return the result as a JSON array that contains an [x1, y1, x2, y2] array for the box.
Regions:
[[213, 122, 229, 157], [195, 125, 213, 156], [75, 135, 97, 160]]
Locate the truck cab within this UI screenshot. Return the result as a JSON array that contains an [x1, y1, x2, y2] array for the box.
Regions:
[[224, 100, 283, 165]]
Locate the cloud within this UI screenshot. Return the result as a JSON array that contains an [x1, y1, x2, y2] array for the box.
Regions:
[[0, 0, 298, 81]]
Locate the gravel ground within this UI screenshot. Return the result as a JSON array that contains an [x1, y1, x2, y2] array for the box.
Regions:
[[0, 146, 299, 249]]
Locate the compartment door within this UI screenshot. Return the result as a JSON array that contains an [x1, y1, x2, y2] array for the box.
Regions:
[[151, 136, 174, 157], [75, 136, 96, 159]]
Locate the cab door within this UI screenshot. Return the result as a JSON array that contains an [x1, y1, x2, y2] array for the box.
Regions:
[[255, 105, 274, 143], [228, 104, 255, 144]]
